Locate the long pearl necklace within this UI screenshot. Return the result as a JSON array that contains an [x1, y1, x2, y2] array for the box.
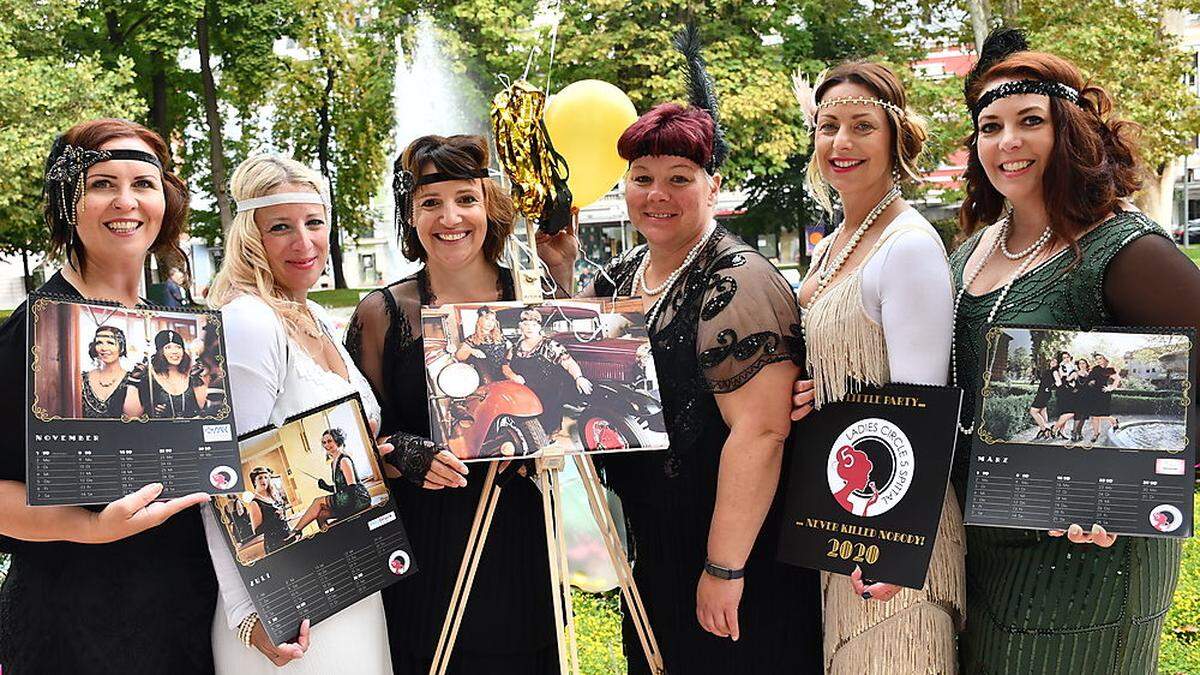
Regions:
[[950, 215, 1053, 434], [999, 207, 1052, 260], [633, 221, 718, 328], [800, 184, 901, 338]]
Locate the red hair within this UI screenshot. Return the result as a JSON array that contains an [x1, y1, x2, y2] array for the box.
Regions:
[[617, 104, 714, 169], [959, 52, 1144, 257], [47, 118, 189, 274]]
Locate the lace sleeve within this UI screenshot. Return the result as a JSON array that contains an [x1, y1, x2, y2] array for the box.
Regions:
[[695, 251, 803, 394], [345, 290, 391, 413]]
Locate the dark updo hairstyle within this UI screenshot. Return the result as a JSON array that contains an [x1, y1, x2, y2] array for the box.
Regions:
[[397, 135, 513, 264], [960, 50, 1144, 260], [617, 103, 715, 170], [322, 427, 346, 447], [44, 118, 189, 276], [250, 467, 272, 487], [88, 325, 127, 360], [805, 61, 928, 213]]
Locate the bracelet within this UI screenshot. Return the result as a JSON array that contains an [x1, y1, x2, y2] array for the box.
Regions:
[[238, 612, 260, 647], [703, 559, 745, 580]]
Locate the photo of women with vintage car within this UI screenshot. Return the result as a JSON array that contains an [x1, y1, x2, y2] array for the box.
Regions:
[[211, 397, 391, 566], [978, 326, 1192, 451], [29, 295, 229, 422], [422, 298, 669, 460]]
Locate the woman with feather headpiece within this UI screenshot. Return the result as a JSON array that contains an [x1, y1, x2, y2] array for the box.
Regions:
[[949, 28, 1200, 672]]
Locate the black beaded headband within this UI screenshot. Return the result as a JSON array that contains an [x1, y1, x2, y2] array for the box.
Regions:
[[971, 79, 1081, 125], [392, 166, 492, 235], [45, 145, 164, 229]]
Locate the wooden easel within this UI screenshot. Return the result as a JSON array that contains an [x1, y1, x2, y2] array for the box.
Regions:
[[429, 217, 664, 675]]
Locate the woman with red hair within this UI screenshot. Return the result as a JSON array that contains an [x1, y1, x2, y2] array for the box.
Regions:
[[0, 119, 216, 673], [950, 29, 1200, 672], [576, 92, 820, 671]]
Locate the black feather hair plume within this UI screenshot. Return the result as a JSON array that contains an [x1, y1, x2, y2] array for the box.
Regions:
[[673, 22, 729, 172], [964, 27, 1029, 100]]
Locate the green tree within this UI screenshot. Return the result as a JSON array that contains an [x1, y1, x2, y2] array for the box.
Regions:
[[0, 0, 142, 290], [273, 0, 399, 288]]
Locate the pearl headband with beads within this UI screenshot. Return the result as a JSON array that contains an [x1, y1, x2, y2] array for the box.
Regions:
[[814, 96, 906, 120]]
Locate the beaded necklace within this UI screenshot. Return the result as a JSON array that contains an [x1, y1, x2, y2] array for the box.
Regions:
[[800, 184, 901, 338], [950, 215, 1053, 434]]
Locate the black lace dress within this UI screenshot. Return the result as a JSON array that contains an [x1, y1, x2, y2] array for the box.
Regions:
[[507, 337, 574, 435], [345, 268, 556, 674], [0, 272, 217, 674], [461, 335, 508, 383], [136, 375, 202, 419], [585, 227, 822, 674], [82, 370, 129, 418]]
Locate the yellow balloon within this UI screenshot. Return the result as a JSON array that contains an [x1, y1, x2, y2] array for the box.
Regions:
[[543, 80, 638, 209]]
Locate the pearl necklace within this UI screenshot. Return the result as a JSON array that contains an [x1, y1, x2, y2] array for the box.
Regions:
[[950, 215, 1053, 434], [634, 221, 717, 296], [633, 221, 718, 328], [800, 184, 901, 337], [999, 207, 1052, 260]]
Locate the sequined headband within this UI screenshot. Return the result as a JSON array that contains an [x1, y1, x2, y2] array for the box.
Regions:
[[972, 79, 1081, 125], [392, 167, 491, 234], [45, 145, 164, 230], [814, 96, 907, 120]]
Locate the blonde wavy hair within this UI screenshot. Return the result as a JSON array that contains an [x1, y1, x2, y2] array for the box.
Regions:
[[207, 154, 328, 341], [802, 61, 928, 214]]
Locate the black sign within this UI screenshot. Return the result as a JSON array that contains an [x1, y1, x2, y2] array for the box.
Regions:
[[210, 394, 415, 644], [778, 384, 962, 589], [964, 325, 1196, 538], [26, 293, 241, 505]]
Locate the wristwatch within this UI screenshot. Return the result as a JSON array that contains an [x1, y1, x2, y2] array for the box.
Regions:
[[703, 559, 745, 580]]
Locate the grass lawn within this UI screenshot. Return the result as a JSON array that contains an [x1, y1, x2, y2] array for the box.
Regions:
[[1181, 244, 1200, 266], [1160, 494, 1200, 674], [309, 287, 371, 308]]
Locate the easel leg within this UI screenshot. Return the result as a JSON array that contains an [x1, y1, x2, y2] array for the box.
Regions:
[[573, 455, 665, 674], [537, 459, 582, 675], [430, 462, 502, 675]]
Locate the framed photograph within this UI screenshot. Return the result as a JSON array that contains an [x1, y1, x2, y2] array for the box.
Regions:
[[210, 394, 414, 644], [421, 299, 669, 461], [25, 293, 240, 505], [777, 384, 963, 589], [964, 325, 1196, 537]]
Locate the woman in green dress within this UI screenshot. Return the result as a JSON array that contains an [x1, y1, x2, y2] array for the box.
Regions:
[[950, 29, 1200, 673]]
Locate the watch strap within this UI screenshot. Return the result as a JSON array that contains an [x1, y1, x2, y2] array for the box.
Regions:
[[703, 559, 745, 580]]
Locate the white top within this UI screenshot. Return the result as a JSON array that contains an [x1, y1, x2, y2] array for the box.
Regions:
[[201, 294, 382, 630], [857, 208, 954, 386]]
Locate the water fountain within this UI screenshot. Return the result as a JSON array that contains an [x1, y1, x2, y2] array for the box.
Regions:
[[1109, 420, 1188, 451]]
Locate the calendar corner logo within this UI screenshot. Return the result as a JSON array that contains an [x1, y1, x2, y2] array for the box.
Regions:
[[826, 417, 914, 518]]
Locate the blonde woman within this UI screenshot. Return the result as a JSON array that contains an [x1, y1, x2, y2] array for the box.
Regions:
[[201, 154, 392, 673], [793, 62, 963, 673]]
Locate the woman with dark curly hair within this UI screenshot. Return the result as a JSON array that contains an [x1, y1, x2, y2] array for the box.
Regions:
[[949, 28, 1200, 672], [290, 428, 372, 533]]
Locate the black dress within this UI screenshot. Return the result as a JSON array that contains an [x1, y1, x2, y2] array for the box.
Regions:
[[81, 369, 129, 418], [1085, 366, 1116, 416], [136, 375, 202, 419], [1031, 368, 1055, 409], [462, 335, 508, 383], [1052, 367, 1082, 417], [587, 227, 822, 674], [0, 272, 217, 675], [253, 494, 292, 554], [507, 337, 574, 436], [345, 268, 557, 674]]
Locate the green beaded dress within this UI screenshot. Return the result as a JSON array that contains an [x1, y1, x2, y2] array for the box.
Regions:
[[949, 211, 1182, 674]]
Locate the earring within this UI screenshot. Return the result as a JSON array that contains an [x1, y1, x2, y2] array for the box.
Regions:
[[892, 166, 901, 186]]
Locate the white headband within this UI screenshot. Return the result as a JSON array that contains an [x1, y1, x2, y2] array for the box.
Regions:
[[235, 192, 330, 214]]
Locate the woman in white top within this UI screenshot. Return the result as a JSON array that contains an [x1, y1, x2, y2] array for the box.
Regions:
[[791, 62, 962, 673], [202, 154, 394, 673]]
